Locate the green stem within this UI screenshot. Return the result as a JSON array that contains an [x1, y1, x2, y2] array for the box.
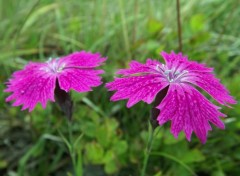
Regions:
[[58, 120, 83, 176], [68, 121, 73, 145], [141, 123, 155, 176], [67, 121, 77, 175]]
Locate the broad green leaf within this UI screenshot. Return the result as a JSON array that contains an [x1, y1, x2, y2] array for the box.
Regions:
[[104, 160, 118, 174], [0, 160, 7, 168], [106, 118, 119, 132], [145, 40, 160, 51], [190, 32, 210, 45], [81, 121, 96, 137], [151, 152, 197, 176], [164, 131, 185, 145], [96, 118, 119, 147], [190, 14, 206, 32], [147, 19, 163, 35], [212, 170, 226, 176], [154, 171, 163, 176], [96, 125, 111, 147], [112, 140, 128, 155], [181, 149, 205, 163], [85, 142, 104, 164], [103, 150, 115, 163], [67, 172, 73, 176]]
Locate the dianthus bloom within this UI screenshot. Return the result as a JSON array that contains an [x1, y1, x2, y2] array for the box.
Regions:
[[106, 51, 236, 143], [5, 51, 106, 112]]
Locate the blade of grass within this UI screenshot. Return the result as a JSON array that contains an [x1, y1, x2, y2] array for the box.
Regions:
[[151, 152, 197, 176], [118, 0, 131, 60]]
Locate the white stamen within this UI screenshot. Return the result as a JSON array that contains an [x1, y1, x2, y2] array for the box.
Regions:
[[156, 64, 189, 83], [156, 64, 161, 71], [42, 58, 65, 74]]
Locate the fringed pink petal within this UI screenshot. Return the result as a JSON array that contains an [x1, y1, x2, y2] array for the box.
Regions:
[[106, 59, 168, 107], [4, 51, 106, 112], [107, 75, 168, 107], [117, 59, 162, 76], [161, 51, 213, 72], [186, 72, 236, 106], [58, 69, 104, 92], [160, 51, 236, 106], [157, 83, 226, 144], [59, 51, 106, 68], [57, 51, 106, 92], [161, 51, 188, 69], [5, 62, 56, 111]]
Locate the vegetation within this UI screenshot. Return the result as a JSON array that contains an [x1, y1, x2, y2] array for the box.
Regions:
[[0, 0, 239, 175]]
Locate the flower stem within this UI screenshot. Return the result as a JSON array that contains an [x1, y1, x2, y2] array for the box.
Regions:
[[58, 118, 83, 175], [176, 0, 182, 52], [67, 121, 76, 169], [141, 122, 155, 176]]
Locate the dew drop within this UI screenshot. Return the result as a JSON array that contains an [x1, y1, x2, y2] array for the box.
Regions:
[[21, 90, 25, 94]]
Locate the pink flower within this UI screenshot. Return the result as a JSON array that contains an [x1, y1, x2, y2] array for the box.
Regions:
[[5, 51, 106, 112], [106, 51, 236, 143]]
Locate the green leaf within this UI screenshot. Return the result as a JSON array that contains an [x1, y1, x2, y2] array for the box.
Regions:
[[85, 142, 104, 164], [181, 149, 205, 163], [67, 172, 73, 176], [151, 152, 197, 176], [81, 121, 96, 137], [21, 3, 59, 33], [96, 125, 111, 147], [107, 118, 119, 132], [190, 14, 206, 32], [164, 131, 185, 145], [58, 130, 71, 151], [147, 19, 163, 35], [42, 134, 63, 143], [190, 32, 210, 45], [103, 150, 115, 163], [76, 149, 83, 176], [96, 118, 119, 147], [104, 160, 118, 174], [212, 170, 226, 176], [112, 140, 128, 155], [154, 171, 163, 176], [73, 133, 84, 150], [145, 40, 160, 51], [18, 138, 45, 175], [0, 160, 7, 169], [82, 97, 106, 117]]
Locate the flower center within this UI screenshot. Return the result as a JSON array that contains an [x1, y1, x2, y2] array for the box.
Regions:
[[156, 64, 188, 83], [42, 58, 65, 74]]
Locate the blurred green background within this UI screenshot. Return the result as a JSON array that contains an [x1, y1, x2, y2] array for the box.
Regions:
[[0, 0, 240, 175]]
